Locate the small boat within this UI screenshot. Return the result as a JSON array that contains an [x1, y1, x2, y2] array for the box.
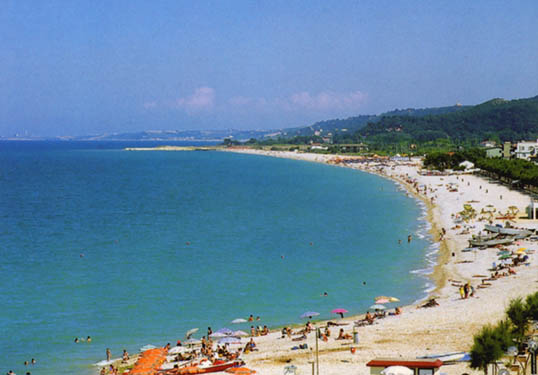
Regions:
[[471, 233, 498, 241], [468, 238, 514, 247], [484, 224, 532, 237]]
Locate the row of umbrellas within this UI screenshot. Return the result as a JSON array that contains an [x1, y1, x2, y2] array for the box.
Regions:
[[182, 295, 400, 345], [300, 296, 400, 319]]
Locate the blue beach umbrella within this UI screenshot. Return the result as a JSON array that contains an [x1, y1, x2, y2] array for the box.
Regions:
[[300, 311, 320, 319]]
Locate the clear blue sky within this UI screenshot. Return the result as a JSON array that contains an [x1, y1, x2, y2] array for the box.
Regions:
[[1, 1, 537, 137]]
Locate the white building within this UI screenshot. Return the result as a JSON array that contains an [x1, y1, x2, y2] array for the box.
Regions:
[[515, 140, 538, 160]]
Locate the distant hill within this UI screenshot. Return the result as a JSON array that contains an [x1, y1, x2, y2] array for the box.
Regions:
[[280, 104, 470, 139], [70, 129, 276, 142], [358, 95, 538, 143]]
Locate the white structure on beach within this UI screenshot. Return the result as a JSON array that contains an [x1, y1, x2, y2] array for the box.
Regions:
[[459, 160, 475, 170], [515, 140, 538, 160]]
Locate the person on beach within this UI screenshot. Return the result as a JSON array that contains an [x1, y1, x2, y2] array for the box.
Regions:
[[207, 327, 212, 337], [74, 337, 79, 343], [250, 326, 256, 336], [86, 336, 91, 342], [100, 367, 106, 375], [30, 360, 35, 365], [122, 349, 129, 362], [365, 311, 374, 324], [336, 328, 352, 340], [106, 348, 111, 361], [408, 234, 412, 243], [248, 314, 254, 321]]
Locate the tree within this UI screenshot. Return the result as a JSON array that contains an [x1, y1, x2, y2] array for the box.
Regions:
[[506, 298, 529, 350], [525, 291, 538, 321], [470, 325, 504, 374]]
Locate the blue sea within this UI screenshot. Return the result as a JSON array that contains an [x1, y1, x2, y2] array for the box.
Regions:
[[0, 141, 435, 375]]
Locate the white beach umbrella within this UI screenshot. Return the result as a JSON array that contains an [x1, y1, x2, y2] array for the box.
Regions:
[[231, 318, 247, 324], [168, 346, 187, 355], [186, 328, 199, 338], [381, 366, 413, 375]]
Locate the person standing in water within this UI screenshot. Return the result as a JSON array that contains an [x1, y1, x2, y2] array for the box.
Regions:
[[106, 348, 111, 361]]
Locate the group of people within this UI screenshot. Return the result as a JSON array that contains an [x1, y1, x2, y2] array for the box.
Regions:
[[74, 336, 92, 343], [6, 359, 36, 375], [459, 282, 475, 299], [250, 325, 269, 336]]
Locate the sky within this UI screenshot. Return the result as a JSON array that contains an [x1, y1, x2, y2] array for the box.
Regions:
[[1, 1, 538, 137]]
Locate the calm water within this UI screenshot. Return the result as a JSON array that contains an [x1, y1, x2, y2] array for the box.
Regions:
[[0, 141, 434, 374]]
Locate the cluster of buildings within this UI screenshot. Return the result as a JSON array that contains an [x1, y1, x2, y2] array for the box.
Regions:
[[482, 140, 538, 161]]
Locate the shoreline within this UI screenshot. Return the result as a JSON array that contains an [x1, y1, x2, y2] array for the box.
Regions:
[[215, 147, 538, 375]]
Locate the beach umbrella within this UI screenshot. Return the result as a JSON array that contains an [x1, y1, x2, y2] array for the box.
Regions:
[[375, 298, 390, 304], [232, 330, 248, 337], [498, 254, 512, 260], [215, 327, 233, 335], [210, 332, 228, 338], [369, 304, 386, 310], [300, 311, 320, 319], [381, 366, 413, 375], [218, 336, 241, 345], [231, 318, 247, 324], [331, 308, 348, 318], [184, 338, 201, 346], [375, 296, 399, 303], [168, 346, 186, 355], [185, 328, 199, 338]]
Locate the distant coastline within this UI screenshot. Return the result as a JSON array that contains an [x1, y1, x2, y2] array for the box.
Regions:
[[124, 145, 220, 151]]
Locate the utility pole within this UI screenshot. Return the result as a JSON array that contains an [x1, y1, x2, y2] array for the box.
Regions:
[[315, 328, 320, 375]]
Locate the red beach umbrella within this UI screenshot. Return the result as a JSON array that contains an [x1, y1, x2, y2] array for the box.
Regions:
[[331, 308, 348, 318]]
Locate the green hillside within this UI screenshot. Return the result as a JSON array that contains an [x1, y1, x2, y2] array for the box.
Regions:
[[359, 95, 538, 144], [280, 105, 469, 138]]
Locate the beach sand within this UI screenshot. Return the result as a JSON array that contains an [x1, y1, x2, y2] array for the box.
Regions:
[[219, 148, 538, 375]]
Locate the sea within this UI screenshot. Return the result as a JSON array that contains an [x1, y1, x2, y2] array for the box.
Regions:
[[0, 141, 436, 375]]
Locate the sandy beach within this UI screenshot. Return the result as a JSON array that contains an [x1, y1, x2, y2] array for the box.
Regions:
[[214, 148, 538, 375]]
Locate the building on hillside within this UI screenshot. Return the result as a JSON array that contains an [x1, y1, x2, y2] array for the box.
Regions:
[[480, 140, 497, 148], [485, 147, 502, 158], [503, 141, 512, 159], [515, 140, 538, 160]]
